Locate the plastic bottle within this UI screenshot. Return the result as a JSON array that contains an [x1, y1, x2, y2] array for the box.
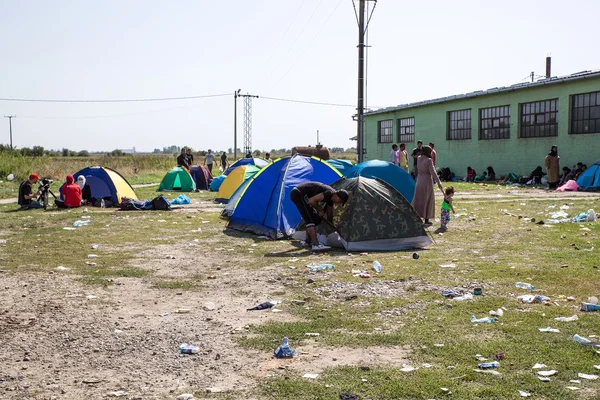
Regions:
[[100, 199, 106, 209], [309, 264, 335, 272], [573, 334, 592, 345], [73, 220, 91, 227], [580, 302, 600, 312], [372, 261, 382, 273], [555, 315, 578, 322], [274, 337, 297, 358], [179, 343, 200, 354], [471, 315, 496, 323], [515, 282, 535, 290], [478, 361, 500, 369]]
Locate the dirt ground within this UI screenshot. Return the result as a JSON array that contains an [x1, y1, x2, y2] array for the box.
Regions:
[[1, 189, 598, 399]]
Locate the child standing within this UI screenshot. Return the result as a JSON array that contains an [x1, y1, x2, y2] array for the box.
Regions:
[[438, 186, 455, 232]]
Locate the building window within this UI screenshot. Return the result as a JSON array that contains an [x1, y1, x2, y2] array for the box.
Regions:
[[520, 99, 558, 138], [378, 119, 393, 143], [571, 91, 600, 134], [397, 117, 415, 142], [480, 106, 510, 140], [447, 109, 472, 140]]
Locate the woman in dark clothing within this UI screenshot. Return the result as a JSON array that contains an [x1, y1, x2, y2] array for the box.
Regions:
[[529, 166, 545, 184], [486, 166, 496, 181]]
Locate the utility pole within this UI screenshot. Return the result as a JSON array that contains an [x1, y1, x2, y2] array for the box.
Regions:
[[238, 93, 259, 156], [233, 89, 240, 160], [4, 115, 15, 150], [356, 0, 366, 163]]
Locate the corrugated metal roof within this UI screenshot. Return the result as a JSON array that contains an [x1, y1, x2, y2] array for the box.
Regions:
[[365, 70, 600, 116]]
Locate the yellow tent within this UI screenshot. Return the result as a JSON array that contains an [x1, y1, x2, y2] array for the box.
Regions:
[[215, 165, 261, 203]]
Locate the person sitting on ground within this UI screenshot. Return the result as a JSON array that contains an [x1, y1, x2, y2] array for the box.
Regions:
[[474, 171, 487, 182], [290, 182, 348, 252], [528, 166, 545, 184], [176, 148, 189, 169], [56, 175, 82, 208], [559, 166, 575, 186], [486, 166, 496, 181], [77, 175, 91, 204], [465, 167, 476, 182], [18, 173, 43, 209]]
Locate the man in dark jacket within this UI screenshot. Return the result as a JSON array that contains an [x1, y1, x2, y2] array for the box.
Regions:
[[176, 148, 189, 169], [18, 173, 43, 209]]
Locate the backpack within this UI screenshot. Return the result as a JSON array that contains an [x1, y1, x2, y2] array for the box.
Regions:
[[151, 195, 171, 210]]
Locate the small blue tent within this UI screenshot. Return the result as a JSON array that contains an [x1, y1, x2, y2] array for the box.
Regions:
[[224, 157, 268, 175], [228, 155, 342, 238], [576, 162, 600, 191], [210, 175, 227, 192], [189, 165, 212, 190], [327, 159, 354, 177], [348, 160, 416, 202]]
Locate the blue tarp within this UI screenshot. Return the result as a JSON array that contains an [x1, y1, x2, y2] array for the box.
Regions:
[[228, 155, 342, 239], [576, 162, 600, 191], [348, 160, 416, 202]]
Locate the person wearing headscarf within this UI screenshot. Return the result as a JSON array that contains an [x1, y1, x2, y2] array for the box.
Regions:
[[412, 145, 444, 226], [56, 175, 82, 208], [544, 145, 560, 189], [77, 175, 91, 203], [486, 166, 496, 181]]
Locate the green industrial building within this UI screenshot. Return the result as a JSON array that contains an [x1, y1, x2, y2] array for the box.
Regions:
[[364, 69, 600, 178]]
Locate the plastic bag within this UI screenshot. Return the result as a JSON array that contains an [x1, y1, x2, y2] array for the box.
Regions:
[[171, 194, 191, 205]]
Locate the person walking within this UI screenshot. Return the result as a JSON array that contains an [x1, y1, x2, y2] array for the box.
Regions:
[[220, 152, 228, 171], [398, 143, 409, 173], [544, 145, 560, 190], [411, 145, 444, 226], [205, 150, 215, 174]]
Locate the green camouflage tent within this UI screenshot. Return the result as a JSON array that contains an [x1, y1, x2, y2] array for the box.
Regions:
[[313, 176, 431, 251]]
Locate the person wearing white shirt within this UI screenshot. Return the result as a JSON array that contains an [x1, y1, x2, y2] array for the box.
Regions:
[[389, 144, 399, 165]]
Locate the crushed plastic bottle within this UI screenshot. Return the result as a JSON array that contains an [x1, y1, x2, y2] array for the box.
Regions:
[[515, 282, 535, 290], [308, 264, 335, 272], [555, 315, 579, 322], [471, 315, 496, 323], [372, 260, 382, 273], [478, 361, 500, 369], [73, 220, 91, 227], [518, 295, 550, 303], [573, 334, 592, 345], [179, 343, 200, 354], [274, 336, 297, 358], [581, 302, 600, 312]]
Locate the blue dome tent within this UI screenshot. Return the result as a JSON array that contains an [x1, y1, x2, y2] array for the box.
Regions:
[[224, 157, 268, 175], [326, 159, 354, 177], [227, 155, 342, 239], [576, 162, 600, 191], [348, 160, 416, 202]]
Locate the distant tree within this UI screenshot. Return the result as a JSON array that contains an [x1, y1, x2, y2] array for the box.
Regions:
[[110, 149, 124, 156], [345, 147, 356, 153], [253, 149, 261, 156], [77, 150, 90, 157], [162, 145, 180, 154], [45, 149, 61, 157], [330, 147, 344, 153], [31, 146, 45, 157], [198, 150, 207, 156], [227, 148, 232, 154], [20, 147, 32, 156], [153, 148, 161, 154], [62, 148, 70, 157]]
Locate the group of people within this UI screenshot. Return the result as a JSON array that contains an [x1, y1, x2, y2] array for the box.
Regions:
[[18, 173, 91, 210], [177, 149, 273, 175], [389, 141, 438, 179], [544, 145, 589, 189], [464, 166, 497, 182]]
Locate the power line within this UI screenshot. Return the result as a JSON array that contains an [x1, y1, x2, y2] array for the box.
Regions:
[[263, 0, 306, 66], [0, 93, 230, 103], [261, 96, 356, 107]]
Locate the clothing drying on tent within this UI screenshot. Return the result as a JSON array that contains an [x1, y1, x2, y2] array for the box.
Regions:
[[326, 159, 354, 177], [189, 165, 213, 190], [576, 162, 600, 191], [224, 157, 268, 175], [158, 167, 196, 192], [295, 176, 431, 251], [227, 155, 342, 239], [348, 160, 416, 202], [62, 166, 137, 206], [210, 174, 226, 192], [215, 165, 260, 203]]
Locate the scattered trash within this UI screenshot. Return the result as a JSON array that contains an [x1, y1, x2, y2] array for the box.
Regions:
[[453, 293, 473, 301], [91, 244, 99, 250], [303, 373, 319, 379], [474, 369, 501, 376], [372, 260, 382, 273], [560, 205, 570, 210], [572, 334, 600, 346], [537, 370, 557, 377], [478, 361, 500, 369], [352, 270, 371, 278], [595, 365, 600, 370], [339, 393, 359, 400], [85, 261, 97, 266], [588, 296, 599, 304], [308, 264, 335, 272], [305, 332, 320, 337], [107, 391, 127, 397], [73, 220, 91, 227], [473, 287, 483, 296], [176, 308, 191, 313], [86, 295, 97, 299], [433, 343, 444, 347], [412, 253, 420, 259], [176, 394, 195, 400], [274, 337, 297, 358], [179, 344, 200, 354], [538, 327, 560, 333], [63, 227, 76, 230], [56, 266, 70, 271], [518, 294, 550, 303], [581, 302, 600, 312], [493, 353, 505, 361], [399, 365, 417, 372], [489, 309, 504, 317], [573, 209, 596, 223], [538, 377, 551, 382], [555, 315, 578, 322], [247, 301, 279, 311], [569, 380, 581, 384], [470, 315, 495, 323], [439, 263, 456, 268], [532, 363, 547, 369], [566, 386, 580, 390], [518, 390, 531, 397], [515, 281, 535, 290], [578, 373, 598, 380], [567, 296, 576, 301], [160, 313, 169, 317], [203, 302, 217, 311], [87, 254, 98, 259]]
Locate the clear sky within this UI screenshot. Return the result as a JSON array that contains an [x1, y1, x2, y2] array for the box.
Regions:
[[1, 0, 599, 153]]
